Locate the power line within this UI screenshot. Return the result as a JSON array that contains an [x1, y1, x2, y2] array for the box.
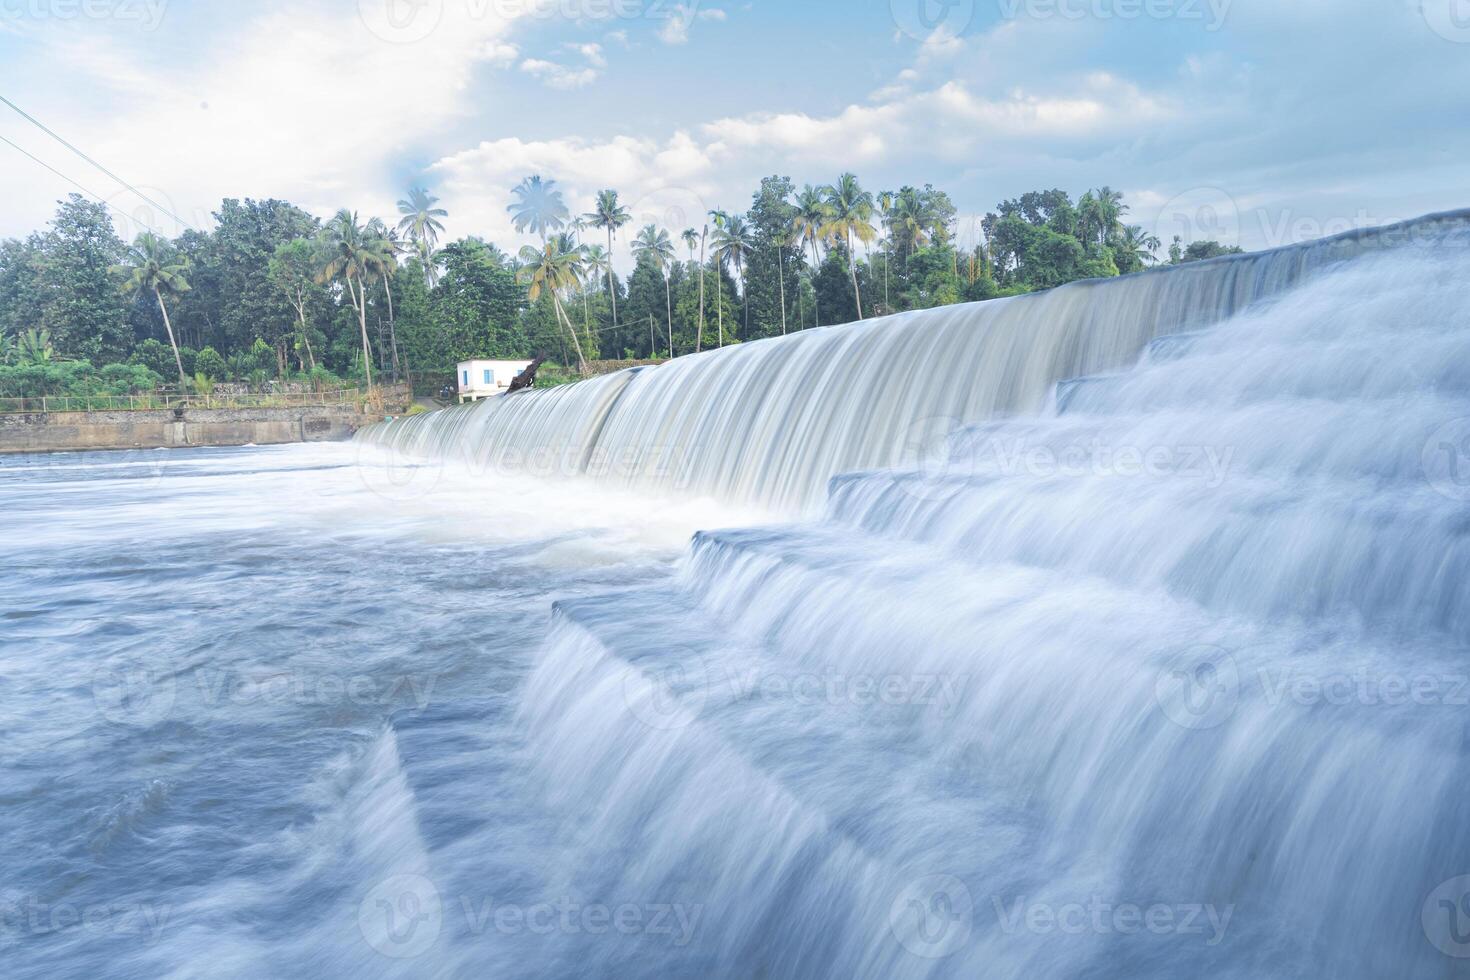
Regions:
[[0, 132, 167, 239], [0, 93, 198, 232]]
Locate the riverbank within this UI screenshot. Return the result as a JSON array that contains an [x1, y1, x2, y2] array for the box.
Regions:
[[0, 403, 384, 454]]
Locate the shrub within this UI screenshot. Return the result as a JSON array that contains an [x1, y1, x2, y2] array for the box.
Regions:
[[194, 346, 227, 381]]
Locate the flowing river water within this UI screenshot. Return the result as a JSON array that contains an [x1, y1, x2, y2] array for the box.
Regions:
[[5, 212, 1470, 978]]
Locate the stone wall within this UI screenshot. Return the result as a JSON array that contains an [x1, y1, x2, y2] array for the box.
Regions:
[[0, 405, 379, 454]]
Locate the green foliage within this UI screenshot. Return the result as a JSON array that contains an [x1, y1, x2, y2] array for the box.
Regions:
[[0, 179, 1244, 388], [34, 196, 131, 362], [194, 346, 227, 380], [1171, 238, 1246, 264], [0, 358, 160, 398]]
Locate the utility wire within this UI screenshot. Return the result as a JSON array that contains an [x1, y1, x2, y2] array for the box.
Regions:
[[0, 132, 167, 239], [0, 93, 198, 231]]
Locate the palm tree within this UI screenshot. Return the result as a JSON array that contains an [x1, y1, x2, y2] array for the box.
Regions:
[[1114, 224, 1162, 273], [581, 242, 608, 354], [696, 223, 709, 352], [396, 186, 447, 287], [889, 187, 932, 271], [1095, 186, 1127, 246], [681, 228, 699, 263], [771, 227, 791, 335], [821, 173, 877, 320], [366, 218, 404, 379], [114, 232, 191, 389], [712, 215, 755, 339], [585, 189, 632, 330], [793, 185, 831, 268], [317, 209, 391, 387], [518, 239, 587, 376], [793, 185, 831, 327], [631, 224, 676, 357], [707, 210, 731, 347], [507, 175, 570, 240]]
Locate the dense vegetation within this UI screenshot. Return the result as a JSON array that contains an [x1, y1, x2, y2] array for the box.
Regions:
[[0, 178, 1239, 395]]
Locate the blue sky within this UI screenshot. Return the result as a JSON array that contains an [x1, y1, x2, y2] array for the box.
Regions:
[[1, 0, 1468, 267]]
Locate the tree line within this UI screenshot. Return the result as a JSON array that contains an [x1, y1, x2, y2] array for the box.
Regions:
[[0, 177, 1240, 396]]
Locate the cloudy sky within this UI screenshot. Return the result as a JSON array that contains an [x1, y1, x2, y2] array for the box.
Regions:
[[1, 0, 1467, 266]]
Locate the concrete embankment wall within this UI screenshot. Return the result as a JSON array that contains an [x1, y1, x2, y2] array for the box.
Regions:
[[0, 405, 380, 453]]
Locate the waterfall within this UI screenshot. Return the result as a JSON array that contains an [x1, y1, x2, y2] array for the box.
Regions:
[[359, 209, 1470, 513], [363, 211, 1470, 977]]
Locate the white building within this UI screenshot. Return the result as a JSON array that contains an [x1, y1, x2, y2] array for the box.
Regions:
[[456, 359, 534, 402]]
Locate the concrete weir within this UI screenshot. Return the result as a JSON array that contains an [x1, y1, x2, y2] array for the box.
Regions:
[[0, 403, 380, 453]]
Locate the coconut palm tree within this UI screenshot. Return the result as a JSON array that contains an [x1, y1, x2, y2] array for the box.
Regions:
[[507, 175, 570, 240], [396, 186, 447, 287], [114, 232, 192, 389], [793, 185, 831, 268], [518, 239, 587, 376], [792, 186, 831, 328], [821, 174, 877, 320], [1114, 224, 1162, 273], [707, 210, 732, 347], [585, 189, 631, 330], [771, 227, 791, 335], [631, 224, 676, 357], [366, 218, 404, 379], [1095, 186, 1127, 245], [711, 215, 755, 339], [317, 209, 391, 387], [696, 223, 709, 352], [580, 242, 608, 351], [889, 187, 933, 270]]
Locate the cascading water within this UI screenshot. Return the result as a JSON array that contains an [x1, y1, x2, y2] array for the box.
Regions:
[[360, 210, 1470, 976], [360, 209, 1470, 513], [9, 212, 1469, 980]]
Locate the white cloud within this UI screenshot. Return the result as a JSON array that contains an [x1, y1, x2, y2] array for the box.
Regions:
[[0, 2, 529, 238], [520, 58, 599, 89], [565, 42, 607, 67]]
